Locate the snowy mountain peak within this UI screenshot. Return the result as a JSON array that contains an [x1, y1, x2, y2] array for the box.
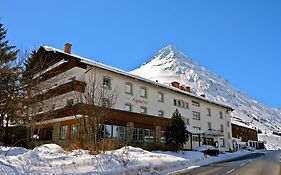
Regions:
[[153, 45, 193, 64], [131, 46, 281, 140], [156, 45, 184, 59]]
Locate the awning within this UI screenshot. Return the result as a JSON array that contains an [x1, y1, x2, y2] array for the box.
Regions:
[[186, 127, 205, 134], [203, 129, 224, 137]]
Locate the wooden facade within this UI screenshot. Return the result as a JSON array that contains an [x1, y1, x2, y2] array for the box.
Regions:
[[32, 80, 86, 102], [231, 123, 258, 142], [32, 103, 171, 148]]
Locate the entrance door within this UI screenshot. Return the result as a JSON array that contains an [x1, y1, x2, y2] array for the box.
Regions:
[[205, 138, 214, 146]]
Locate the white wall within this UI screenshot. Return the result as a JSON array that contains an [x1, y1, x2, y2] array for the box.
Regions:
[[39, 63, 233, 151], [84, 66, 232, 151]]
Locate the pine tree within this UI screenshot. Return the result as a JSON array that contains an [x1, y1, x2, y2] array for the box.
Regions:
[[165, 109, 189, 152], [0, 22, 19, 145]]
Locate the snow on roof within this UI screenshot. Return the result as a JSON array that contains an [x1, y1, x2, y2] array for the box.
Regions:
[[231, 119, 255, 130], [186, 126, 205, 134], [41, 46, 234, 110]]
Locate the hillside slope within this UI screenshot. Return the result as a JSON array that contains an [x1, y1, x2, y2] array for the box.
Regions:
[[131, 45, 281, 148]]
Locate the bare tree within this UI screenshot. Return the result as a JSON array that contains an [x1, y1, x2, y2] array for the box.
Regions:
[[74, 66, 118, 151]]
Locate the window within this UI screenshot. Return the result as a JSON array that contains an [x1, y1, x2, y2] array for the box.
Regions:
[[220, 124, 224, 132], [193, 126, 201, 130], [158, 110, 164, 117], [219, 111, 223, 119], [220, 138, 225, 147], [192, 101, 200, 107], [227, 121, 230, 127], [125, 82, 133, 94], [124, 103, 132, 112], [160, 131, 165, 143], [192, 111, 201, 120], [70, 124, 79, 139], [158, 92, 164, 102], [116, 126, 125, 140], [174, 99, 189, 109], [66, 99, 74, 107], [192, 135, 199, 142], [41, 128, 53, 141], [140, 87, 147, 98], [208, 122, 212, 130], [207, 108, 211, 116], [185, 118, 190, 125], [140, 106, 147, 114], [144, 129, 155, 142], [180, 101, 184, 108], [103, 76, 111, 89], [185, 102, 189, 109], [228, 132, 231, 139], [60, 125, 68, 140], [100, 124, 112, 138], [99, 125, 126, 139], [133, 128, 144, 142]]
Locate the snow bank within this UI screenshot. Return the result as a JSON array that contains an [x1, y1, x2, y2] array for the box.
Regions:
[[194, 145, 217, 151], [0, 144, 252, 175]]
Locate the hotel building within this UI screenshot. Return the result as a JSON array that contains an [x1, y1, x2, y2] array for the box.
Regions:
[[28, 43, 234, 151]]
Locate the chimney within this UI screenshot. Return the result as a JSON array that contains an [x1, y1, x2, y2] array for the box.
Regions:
[[171, 81, 180, 88], [64, 43, 72, 54], [180, 85, 186, 91], [200, 94, 206, 98], [185, 86, 191, 92]]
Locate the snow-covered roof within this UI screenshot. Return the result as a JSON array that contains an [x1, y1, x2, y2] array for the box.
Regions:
[[41, 46, 234, 110], [203, 129, 224, 136], [186, 127, 205, 134], [231, 119, 255, 130]]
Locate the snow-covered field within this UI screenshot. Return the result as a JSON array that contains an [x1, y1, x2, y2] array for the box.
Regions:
[[0, 144, 253, 175]]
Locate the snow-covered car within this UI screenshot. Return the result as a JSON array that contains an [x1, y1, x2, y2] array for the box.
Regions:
[[194, 145, 219, 156]]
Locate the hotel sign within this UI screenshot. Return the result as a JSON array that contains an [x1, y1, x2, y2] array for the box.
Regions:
[[132, 98, 148, 105]]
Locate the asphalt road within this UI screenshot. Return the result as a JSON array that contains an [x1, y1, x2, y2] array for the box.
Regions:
[[172, 151, 281, 175]]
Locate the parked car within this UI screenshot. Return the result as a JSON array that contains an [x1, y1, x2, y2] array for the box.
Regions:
[[194, 145, 220, 156], [241, 146, 255, 152]]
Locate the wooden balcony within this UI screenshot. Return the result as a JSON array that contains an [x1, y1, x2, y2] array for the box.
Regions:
[[31, 80, 87, 102], [35, 103, 171, 130]]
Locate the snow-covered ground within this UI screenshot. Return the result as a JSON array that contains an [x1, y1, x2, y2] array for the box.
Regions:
[[0, 144, 253, 175], [258, 133, 281, 150]]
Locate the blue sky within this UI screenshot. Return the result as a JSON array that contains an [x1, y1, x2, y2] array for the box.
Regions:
[[1, 0, 281, 108]]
